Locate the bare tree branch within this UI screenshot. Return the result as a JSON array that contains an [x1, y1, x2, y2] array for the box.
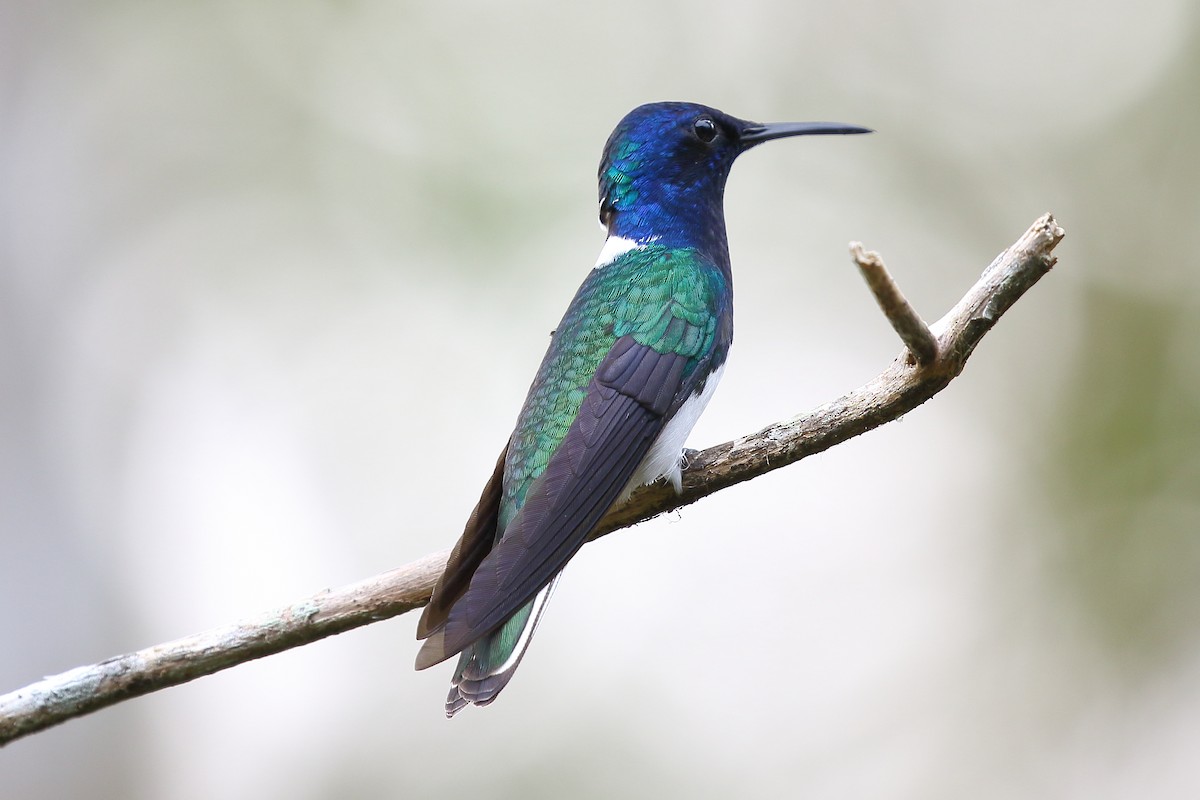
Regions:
[[590, 213, 1063, 536], [850, 242, 938, 365], [0, 213, 1065, 747]]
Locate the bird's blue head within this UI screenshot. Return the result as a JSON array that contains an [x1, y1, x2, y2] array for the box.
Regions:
[[598, 101, 870, 260]]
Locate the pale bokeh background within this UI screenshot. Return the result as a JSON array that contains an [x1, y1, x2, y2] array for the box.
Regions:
[[3, 2, 1199, 798]]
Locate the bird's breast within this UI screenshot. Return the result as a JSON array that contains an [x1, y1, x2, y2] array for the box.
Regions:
[[623, 361, 726, 498]]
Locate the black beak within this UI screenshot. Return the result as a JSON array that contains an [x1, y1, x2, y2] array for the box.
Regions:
[[739, 121, 873, 148]]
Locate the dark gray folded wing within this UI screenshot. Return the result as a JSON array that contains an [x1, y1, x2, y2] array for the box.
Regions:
[[428, 336, 690, 662]]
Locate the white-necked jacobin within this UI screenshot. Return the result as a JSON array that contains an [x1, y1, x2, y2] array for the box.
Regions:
[[415, 101, 870, 716]]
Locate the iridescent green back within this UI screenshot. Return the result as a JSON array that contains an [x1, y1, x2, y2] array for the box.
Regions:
[[498, 244, 727, 534]]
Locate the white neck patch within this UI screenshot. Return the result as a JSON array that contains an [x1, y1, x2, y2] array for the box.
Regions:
[[593, 235, 640, 268]]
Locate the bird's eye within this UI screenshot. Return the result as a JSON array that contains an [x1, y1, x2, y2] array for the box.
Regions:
[[693, 118, 718, 143]]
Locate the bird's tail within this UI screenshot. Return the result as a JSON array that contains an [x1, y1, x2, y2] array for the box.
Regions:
[[443, 575, 560, 717]]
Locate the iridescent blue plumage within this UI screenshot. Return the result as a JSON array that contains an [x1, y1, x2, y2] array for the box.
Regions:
[[415, 102, 870, 715]]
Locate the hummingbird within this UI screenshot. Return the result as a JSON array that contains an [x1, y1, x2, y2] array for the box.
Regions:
[[414, 101, 870, 716]]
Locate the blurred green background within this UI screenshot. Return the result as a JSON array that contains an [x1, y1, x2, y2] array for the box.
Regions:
[[3, 1, 1198, 798]]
